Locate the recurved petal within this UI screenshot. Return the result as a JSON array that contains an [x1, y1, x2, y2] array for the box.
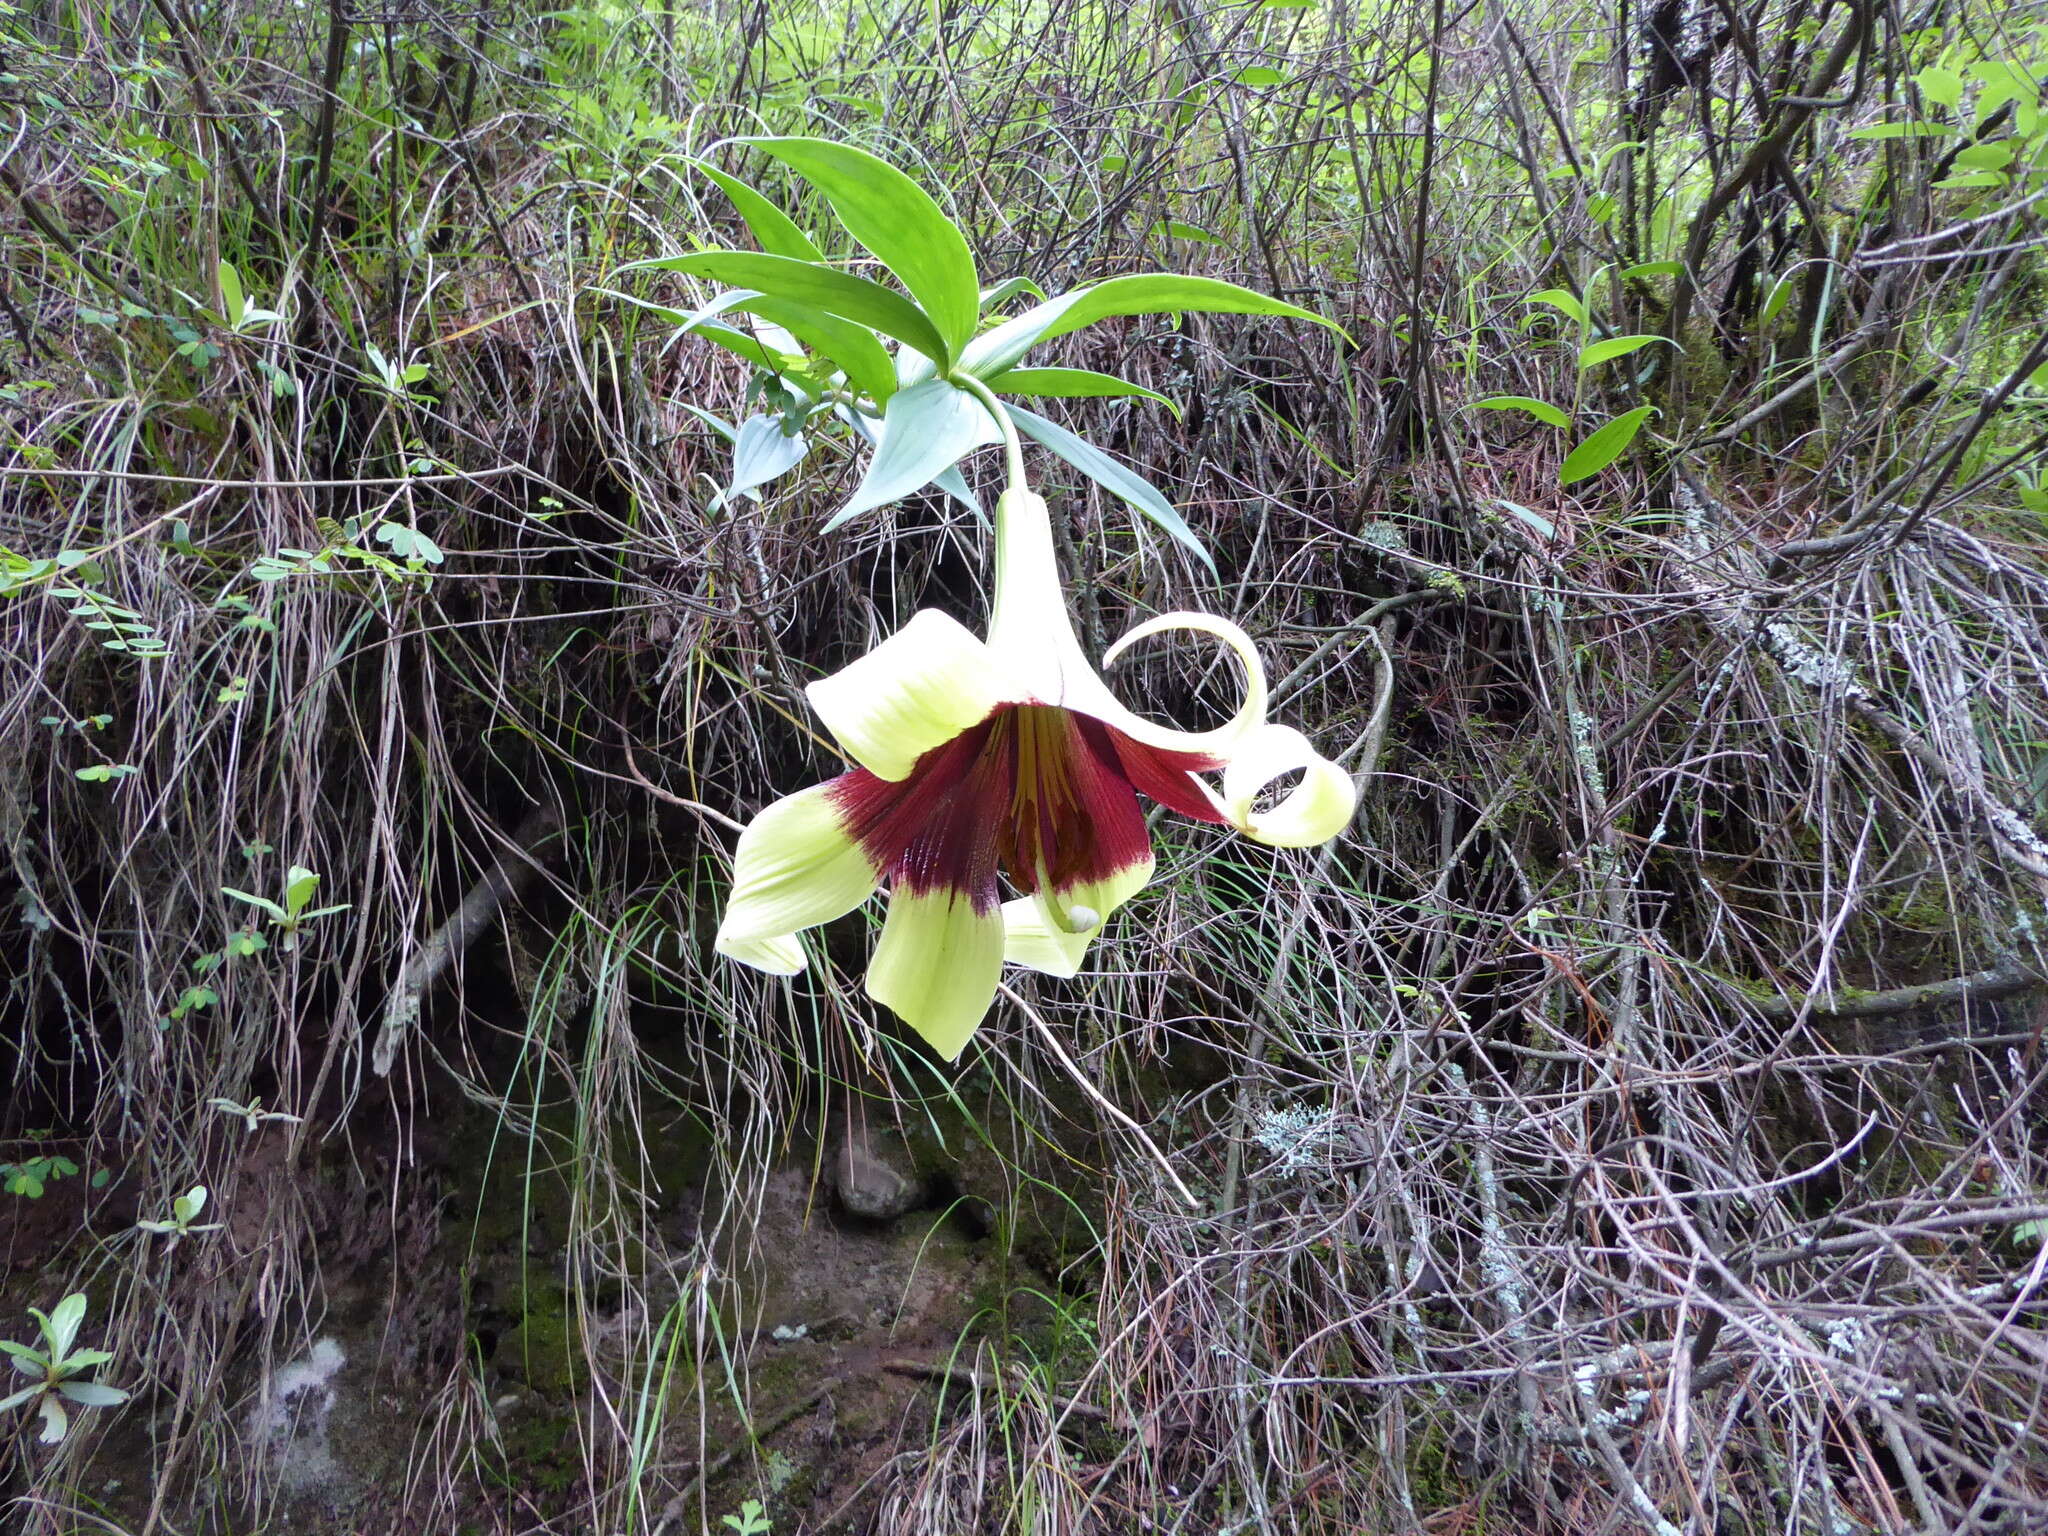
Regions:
[[864, 888, 1005, 1060], [806, 609, 1012, 781], [1002, 851, 1154, 978], [715, 781, 879, 975], [1222, 723, 1359, 849], [1075, 611, 1270, 755]]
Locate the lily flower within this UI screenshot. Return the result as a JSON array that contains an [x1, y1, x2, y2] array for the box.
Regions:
[[714, 482, 1357, 1059]]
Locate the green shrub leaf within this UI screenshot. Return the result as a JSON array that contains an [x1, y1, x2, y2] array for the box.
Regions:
[[1471, 395, 1570, 429], [1577, 334, 1671, 369], [1560, 405, 1658, 486]]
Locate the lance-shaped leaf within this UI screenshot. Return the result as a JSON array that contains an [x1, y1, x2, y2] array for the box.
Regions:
[[55, 1381, 128, 1408], [1008, 405, 1213, 572], [1576, 334, 1672, 369], [692, 161, 823, 261], [1471, 395, 1570, 429], [1560, 405, 1658, 486], [837, 406, 984, 522], [978, 275, 1046, 313], [932, 464, 983, 521], [722, 293, 897, 402], [960, 273, 1341, 380], [984, 367, 1180, 416], [727, 414, 811, 504], [740, 138, 978, 357], [826, 380, 1001, 528], [625, 251, 949, 363], [593, 289, 801, 374]]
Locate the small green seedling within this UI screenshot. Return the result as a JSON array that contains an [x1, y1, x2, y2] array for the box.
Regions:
[[365, 345, 431, 400], [721, 1499, 772, 1535], [0, 1293, 129, 1444], [1, 1154, 78, 1198], [216, 261, 282, 333], [220, 866, 351, 950], [136, 1185, 221, 1240]]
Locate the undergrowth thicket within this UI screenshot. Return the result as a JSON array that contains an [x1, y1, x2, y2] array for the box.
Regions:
[[5, 0, 2048, 1531]]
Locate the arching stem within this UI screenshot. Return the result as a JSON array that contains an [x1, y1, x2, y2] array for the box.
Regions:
[[951, 371, 1027, 495]]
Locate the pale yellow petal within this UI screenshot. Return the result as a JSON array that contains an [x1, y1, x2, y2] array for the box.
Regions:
[[805, 609, 1010, 781], [1001, 851, 1154, 977], [864, 889, 1004, 1059], [1221, 723, 1358, 848], [716, 931, 809, 975], [714, 783, 878, 974]]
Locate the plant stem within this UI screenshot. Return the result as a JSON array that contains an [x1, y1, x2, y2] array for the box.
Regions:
[[951, 371, 1026, 493]]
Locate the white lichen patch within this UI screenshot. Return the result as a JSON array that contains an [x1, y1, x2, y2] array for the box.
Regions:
[[1251, 1103, 1338, 1177], [247, 1337, 346, 1489]]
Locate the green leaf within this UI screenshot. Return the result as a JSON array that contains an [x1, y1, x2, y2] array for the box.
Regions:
[[1952, 142, 2015, 172], [1008, 405, 1213, 573], [55, 1381, 127, 1408], [1934, 170, 2006, 190], [1525, 288, 1588, 327], [1760, 275, 1797, 325], [932, 463, 982, 521], [221, 887, 288, 922], [726, 414, 811, 503], [282, 866, 319, 920], [691, 161, 823, 261], [218, 260, 245, 328], [1560, 405, 1658, 486], [43, 1294, 86, 1361], [1577, 334, 1671, 369], [1033, 273, 1341, 348], [1494, 500, 1557, 540], [629, 251, 950, 363], [1846, 120, 1954, 140], [961, 274, 1339, 380], [978, 276, 1045, 313], [826, 381, 1001, 528], [74, 764, 137, 782], [593, 289, 802, 374], [1914, 66, 1964, 111], [982, 367, 1179, 415], [1158, 219, 1223, 245], [374, 524, 444, 565], [1234, 66, 1288, 86], [740, 138, 979, 357], [693, 318, 804, 375], [726, 294, 898, 402], [1617, 260, 1684, 280], [1471, 395, 1570, 429]]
